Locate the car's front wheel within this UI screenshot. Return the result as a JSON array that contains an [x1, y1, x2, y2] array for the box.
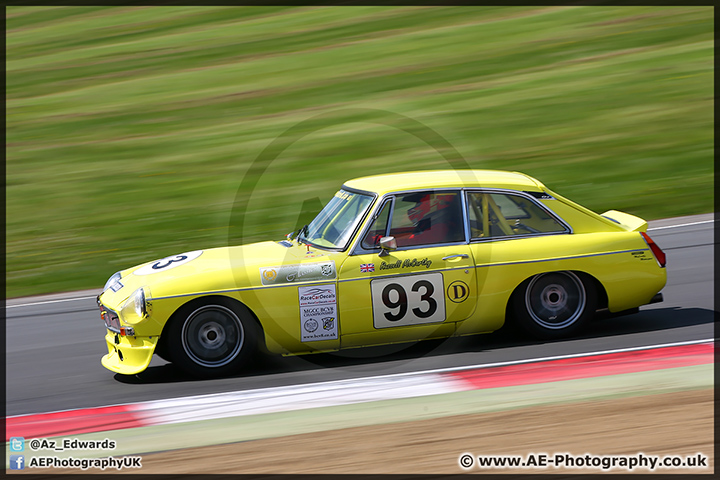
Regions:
[[512, 271, 595, 339], [168, 297, 259, 378]]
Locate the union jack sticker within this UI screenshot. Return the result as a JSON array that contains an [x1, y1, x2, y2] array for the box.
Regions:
[[360, 263, 375, 273]]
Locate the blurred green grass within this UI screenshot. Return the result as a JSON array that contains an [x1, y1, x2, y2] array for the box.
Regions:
[[6, 6, 713, 297]]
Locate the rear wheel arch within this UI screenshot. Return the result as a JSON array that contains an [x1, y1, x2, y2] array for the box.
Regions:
[[506, 270, 600, 339], [582, 272, 608, 310]]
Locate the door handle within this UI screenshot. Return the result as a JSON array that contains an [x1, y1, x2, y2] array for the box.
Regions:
[[442, 254, 469, 261]]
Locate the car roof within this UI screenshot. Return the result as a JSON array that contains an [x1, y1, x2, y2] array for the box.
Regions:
[[343, 170, 546, 196]]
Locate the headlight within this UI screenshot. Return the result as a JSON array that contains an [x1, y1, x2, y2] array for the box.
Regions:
[[103, 272, 122, 292], [120, 287, 152, 325], [134, 288, 147, 318]]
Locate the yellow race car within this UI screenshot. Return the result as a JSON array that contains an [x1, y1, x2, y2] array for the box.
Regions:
[[97, 170, 666, 377]]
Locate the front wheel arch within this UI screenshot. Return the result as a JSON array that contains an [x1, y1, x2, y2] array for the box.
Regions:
[[161, 295, 264, 377]]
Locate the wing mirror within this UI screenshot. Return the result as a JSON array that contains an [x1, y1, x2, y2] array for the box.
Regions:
[[378, 236, 397, 257]]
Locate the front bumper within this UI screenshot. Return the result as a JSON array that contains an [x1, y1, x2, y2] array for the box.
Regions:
[[101, 330, 158, 375], [648, 292, 663, 304], [98, 296, 158, 375]]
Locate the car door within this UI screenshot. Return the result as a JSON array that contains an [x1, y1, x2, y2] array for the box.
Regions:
[[337, 189, 477, 348]]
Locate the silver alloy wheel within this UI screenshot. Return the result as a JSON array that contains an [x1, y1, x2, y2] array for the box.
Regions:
[[524, 271, 586, 330], [181, 305, 244, 368]]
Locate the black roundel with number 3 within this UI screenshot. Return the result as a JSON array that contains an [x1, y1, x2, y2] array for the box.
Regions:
[[371, 273, 446, 328]]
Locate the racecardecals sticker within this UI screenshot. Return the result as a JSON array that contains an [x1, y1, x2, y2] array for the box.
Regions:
[[371, 272, 446, 329], [360, 263, 375, 273], [133, 250, 203, 276], [299, 285, 338, 342], [260, 261, 336, 286]]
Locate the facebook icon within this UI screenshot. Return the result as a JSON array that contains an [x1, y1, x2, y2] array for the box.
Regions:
[[10, 455, 25, 470]]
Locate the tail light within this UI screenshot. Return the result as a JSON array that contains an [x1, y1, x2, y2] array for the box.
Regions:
[[640, 232, 666, 268]]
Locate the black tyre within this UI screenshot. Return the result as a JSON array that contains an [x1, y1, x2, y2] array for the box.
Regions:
[[512, 271, 595, 339], [153, 336, 172, 362], [167, 297, 259, 378]]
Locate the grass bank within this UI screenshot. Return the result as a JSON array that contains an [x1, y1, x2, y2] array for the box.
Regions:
[[6, 6, 713, 297]]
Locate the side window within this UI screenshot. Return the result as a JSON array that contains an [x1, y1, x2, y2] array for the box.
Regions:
[[361, 199, 391, 249], [466, 192, 566, 238], [491, 194, 528, 219], [388, 191, 464, 247]]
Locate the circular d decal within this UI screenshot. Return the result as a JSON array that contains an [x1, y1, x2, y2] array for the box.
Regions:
[[447, 280, 470, 303], [134, 250, 203, 276]]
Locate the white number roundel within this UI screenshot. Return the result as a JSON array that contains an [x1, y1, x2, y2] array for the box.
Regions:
[[371, 272, 446, 328], [134, 250, 203, 276]]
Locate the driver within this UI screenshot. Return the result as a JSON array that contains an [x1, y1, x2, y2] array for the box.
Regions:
[[405, 193, 458, 245]]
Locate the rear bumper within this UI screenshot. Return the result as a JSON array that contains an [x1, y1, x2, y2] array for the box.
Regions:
[[101, 330, 158, 375], [595, 291, 664, 320]]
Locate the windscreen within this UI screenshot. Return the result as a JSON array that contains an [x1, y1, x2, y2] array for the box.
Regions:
[[303, 190, 373, 250]]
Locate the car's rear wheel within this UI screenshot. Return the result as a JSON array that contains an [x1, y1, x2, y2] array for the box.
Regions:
[[168, 297, 259, 378], [512, 271, 595, 339]]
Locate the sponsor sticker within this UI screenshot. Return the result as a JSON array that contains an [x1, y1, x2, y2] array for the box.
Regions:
[[262, 268, 278, 283], [260, 261, 336, 286], [631, 251, 653, 262], [299, 285, 338, 341], [321, 317, 335, 331]]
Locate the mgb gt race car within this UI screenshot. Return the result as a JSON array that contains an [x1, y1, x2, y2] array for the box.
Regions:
[[98, 170, 666, 377]]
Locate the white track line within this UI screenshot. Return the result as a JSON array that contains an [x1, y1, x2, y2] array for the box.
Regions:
[[647, 220, 714, 231], [6, 296, 98, 309], [6, 219, 712, 309]]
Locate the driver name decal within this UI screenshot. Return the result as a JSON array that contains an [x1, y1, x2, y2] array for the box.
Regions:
[[299, 285, 338, 342], [379, 258, 432, 270], [260, 261, 336, 286]]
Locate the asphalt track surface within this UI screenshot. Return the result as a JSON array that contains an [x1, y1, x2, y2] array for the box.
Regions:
[[5, 214, 714, 417]]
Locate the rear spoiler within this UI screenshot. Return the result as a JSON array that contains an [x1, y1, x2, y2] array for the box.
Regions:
[[600, 210, 648, 232]]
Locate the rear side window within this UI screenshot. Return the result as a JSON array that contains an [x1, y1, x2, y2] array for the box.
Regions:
[[466, 192, 567, 239]]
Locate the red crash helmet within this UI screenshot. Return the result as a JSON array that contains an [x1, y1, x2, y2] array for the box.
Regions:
[[407, 194, 454, 224]]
